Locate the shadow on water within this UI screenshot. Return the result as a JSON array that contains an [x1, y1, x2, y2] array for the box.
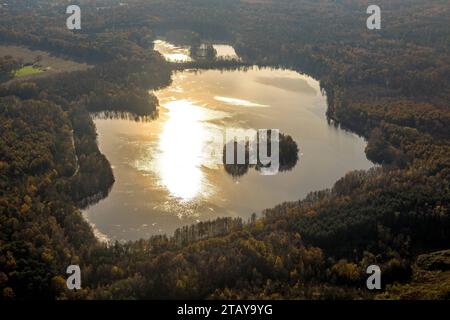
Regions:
[[90, 110, 159, 122], [77, 186, 114, 210], [76, 110, 160, 210]]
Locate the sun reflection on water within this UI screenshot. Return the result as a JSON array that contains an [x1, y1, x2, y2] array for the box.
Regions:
[[153, 40, 192, 63], [157, 100, 206, 200], [135, 99, 227, 203]]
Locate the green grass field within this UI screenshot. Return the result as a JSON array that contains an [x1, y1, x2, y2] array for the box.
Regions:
[[13, 65, 44, 77]]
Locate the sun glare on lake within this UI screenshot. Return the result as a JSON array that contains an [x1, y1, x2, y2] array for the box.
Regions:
[[157, 100, 207, 200]]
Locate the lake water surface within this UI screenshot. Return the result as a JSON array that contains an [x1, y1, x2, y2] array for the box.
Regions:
[[84, 42, 373, 242]]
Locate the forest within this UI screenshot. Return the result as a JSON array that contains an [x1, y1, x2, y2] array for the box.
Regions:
[[0, 0, 449, 300]]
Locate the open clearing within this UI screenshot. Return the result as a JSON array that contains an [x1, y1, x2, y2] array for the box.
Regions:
[[0, 45, 91, 83], [14, 65, 45, 77]]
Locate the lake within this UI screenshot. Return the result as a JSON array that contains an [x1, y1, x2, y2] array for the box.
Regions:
[[83, 42, 373, 242]]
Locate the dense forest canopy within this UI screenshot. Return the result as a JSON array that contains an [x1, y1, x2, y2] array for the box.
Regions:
[[0, 0, 449, 300]]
